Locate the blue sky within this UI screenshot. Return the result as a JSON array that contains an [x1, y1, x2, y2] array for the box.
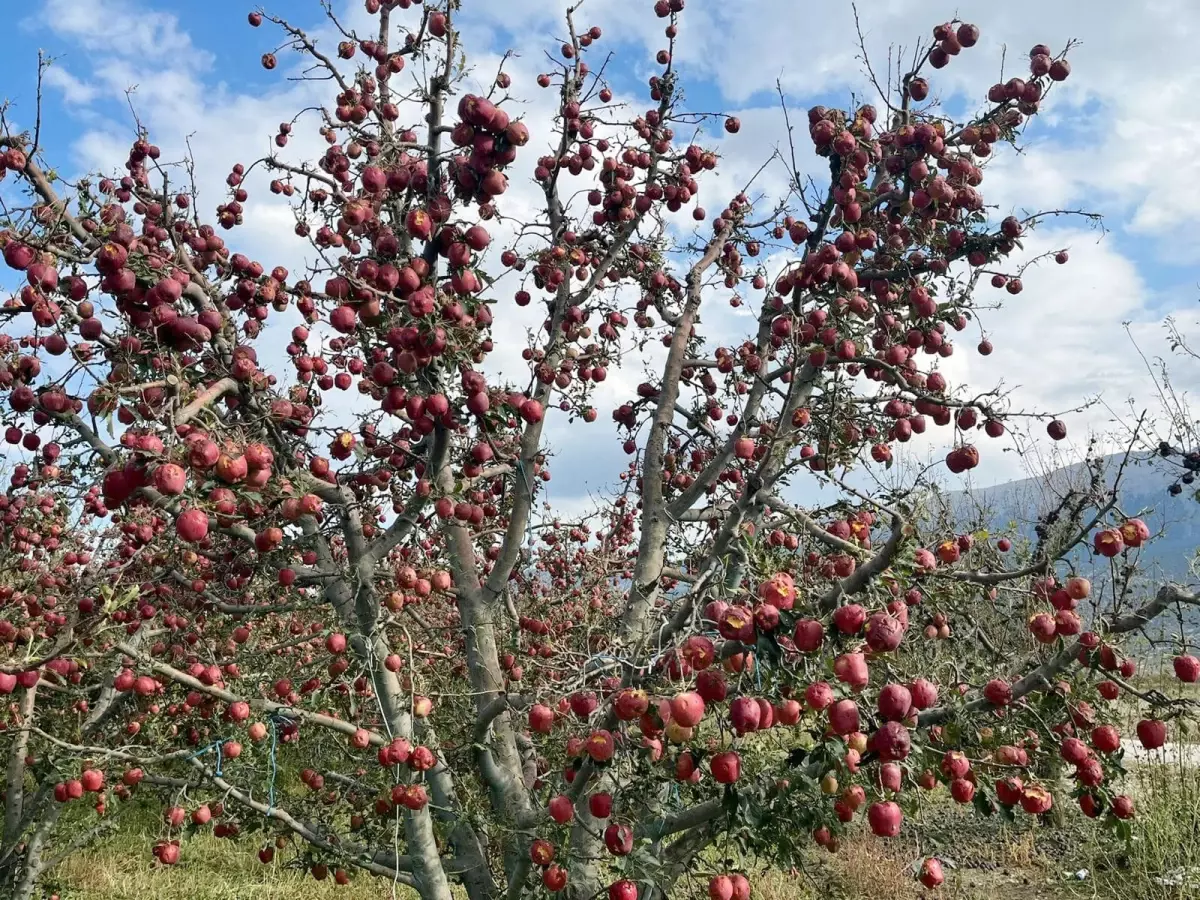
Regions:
[[3, 0, 1200, 516]]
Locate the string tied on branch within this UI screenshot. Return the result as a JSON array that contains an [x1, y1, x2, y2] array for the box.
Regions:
[[184, 737, 227, 778]]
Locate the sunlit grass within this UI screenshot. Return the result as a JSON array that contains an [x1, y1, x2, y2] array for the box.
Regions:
[[1072, 756, 1200, 900], [36, 758, 1200, 900], [52, 832, 406, 899]]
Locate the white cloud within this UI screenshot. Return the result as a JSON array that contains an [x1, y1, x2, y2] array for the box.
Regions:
[[902, 227, 1178, 487], [464, 0, 1200, 260], [32, 0, 205, 65], [15, 0, 1200, 512], [40, 65, 99, 105]]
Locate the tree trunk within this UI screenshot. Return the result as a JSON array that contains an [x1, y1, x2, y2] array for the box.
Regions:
[[10, 804, 59, 900], [3, 685, 38, 848]]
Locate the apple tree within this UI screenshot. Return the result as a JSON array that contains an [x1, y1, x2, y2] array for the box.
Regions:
[[0, 2, 1197, 899]]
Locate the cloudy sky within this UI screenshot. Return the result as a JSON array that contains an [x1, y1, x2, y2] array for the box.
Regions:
[[3, 0, 1199, 517]]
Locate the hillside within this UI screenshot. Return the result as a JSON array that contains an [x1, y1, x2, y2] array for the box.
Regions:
[[937, 451, 1200, 581]]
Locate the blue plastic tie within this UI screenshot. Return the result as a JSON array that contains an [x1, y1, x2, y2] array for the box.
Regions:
[[184, 738, 226, 777], [515, 460, 535, 552]]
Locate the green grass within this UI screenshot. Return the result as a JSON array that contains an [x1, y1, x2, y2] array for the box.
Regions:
[[1071, 756, 1200, 899], [29, 759, 1200, 900], [38, 797, 417, 900], [50, 830, 408, 900]]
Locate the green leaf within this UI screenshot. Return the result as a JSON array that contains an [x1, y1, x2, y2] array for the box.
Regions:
[[1115, 818, 1133, 843], [973, 790, 996, 818], [755, 631, 782, 668], [722, 783, 740, 820], [109, 585, 140, 611]]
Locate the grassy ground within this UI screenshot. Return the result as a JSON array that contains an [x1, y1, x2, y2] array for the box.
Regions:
[[43, 822, 1095, 900], [1073, 754, 1200, 899], [48, 825, 1071, 900], [40, 768, 1200, 900], [52, 830, 401, 900], [36, 692, 1200, 900]]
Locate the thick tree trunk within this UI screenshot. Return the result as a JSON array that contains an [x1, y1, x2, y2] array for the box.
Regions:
[[10, 804, 59, 900], [437, 451, 537, 890], [328, 574, 454, 900], [3, 685, 37, 848], [639, 826, 715, 900], [420, 720, 498, 900], [563, 771, 617, 900]]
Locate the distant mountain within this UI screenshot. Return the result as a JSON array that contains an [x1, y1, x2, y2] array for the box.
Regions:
[[932, 452, 1200, 581], [918, 452, 1200, 645]]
